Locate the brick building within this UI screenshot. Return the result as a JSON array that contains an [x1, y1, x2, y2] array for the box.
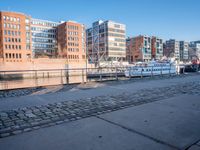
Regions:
[[0, 11, 86, 64], [126, 35, 152, 62], [57, 21, 86, 62], [0, 11, 32, 62], [151, 36, 163, 60]]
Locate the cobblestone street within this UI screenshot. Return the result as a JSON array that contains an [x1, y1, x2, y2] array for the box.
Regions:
[[1, 76, 200, 138]]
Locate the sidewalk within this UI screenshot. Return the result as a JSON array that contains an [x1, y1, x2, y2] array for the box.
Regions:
[[0, 95, 200, 150], [0, 74, 200, 150]]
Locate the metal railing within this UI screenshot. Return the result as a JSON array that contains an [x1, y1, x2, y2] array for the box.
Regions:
[[0, 66, 182, 90]]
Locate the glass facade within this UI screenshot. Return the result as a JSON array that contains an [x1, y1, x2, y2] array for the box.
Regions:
[[31, 18, 59, 57]]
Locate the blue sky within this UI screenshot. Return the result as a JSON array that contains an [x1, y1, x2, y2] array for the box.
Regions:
[[0, 0, 199, 41]]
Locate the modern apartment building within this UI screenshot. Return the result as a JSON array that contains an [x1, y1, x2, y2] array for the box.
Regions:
[[189, 41, 200, 60], [57, 21, 86, 62], [164, 39, 180, 60], [126, 35, 152, 62], [179, 41, 189, 61], [0, 11, 32, 62], [126, 37, 133, 63], [86, 20, 126, 65], [151, 36, 163, 60], [31, 18, 59, 57]]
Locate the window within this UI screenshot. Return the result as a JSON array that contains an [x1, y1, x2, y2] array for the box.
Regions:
[[7, 16, 10, 21], [19, 54, 21, 58], [4, 23, 6, 28], [4, 30, 7, 35], [19, 45, 21, 49], [3, 16, 6, 20], [17, 25, 20, 30], [17, 18, 20, 22], [5, 53, 8, 58], [26, 45, 30, 50], [14, 17, 16, 22], [25, 19, 30, 24]]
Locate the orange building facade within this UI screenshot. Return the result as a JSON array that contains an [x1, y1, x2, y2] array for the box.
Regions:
[[0, 11, 32, 62], [57, 21, 86, 63]]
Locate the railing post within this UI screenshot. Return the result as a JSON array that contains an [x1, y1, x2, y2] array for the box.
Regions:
[[115, 67, 118, 80], [141, 68, 143, 78], [100, 68, 102, 81], [82, 69, 84, 83], [65, 69, 69, 84], [151, 66, 153, 78], [129, 67, 131, 79], [35, 70, 38, 87], [161, 66, 163, 77], [85, 67, 88, 83], [60, 70, 63, 84]]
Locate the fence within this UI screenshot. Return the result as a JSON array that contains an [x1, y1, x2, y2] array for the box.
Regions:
[[0, 66, 182, 90]]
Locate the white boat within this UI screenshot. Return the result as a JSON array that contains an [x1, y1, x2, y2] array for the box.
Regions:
[[124, 60, 176, 77]]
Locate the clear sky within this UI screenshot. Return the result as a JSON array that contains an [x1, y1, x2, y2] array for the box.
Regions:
[[0, 0, 199, 41]]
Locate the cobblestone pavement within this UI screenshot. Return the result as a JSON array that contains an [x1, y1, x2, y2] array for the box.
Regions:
[[0, 80, 200, 139], [0, 87, 44, 99]]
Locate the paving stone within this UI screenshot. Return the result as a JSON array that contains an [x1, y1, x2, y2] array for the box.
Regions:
[[188, 145, 200, 150], [12, 130, 22, 135], [0, 133, 10, 138], [0, 127, 11, 133], [197, 141, 200, 146], [56, 121, 64, 125], [25, 113, 36, 118], [23, 128, 32, 132]]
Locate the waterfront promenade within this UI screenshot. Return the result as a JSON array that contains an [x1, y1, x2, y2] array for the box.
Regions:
[[0, 74, 200, 150]]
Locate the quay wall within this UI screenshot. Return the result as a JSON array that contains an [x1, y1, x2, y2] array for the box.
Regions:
[[0, 58, 94, 71]]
